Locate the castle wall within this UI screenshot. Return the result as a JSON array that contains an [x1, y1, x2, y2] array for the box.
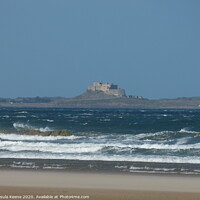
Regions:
[[87, 82, 126, 97]]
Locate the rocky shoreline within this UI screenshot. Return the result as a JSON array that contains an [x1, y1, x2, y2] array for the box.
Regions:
[[0, 129, 72, 136]]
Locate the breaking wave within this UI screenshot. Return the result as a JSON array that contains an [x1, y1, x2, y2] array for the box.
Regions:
[[1, 108, 200, 174], [0, 133, 82, 141], [0, 141, 103, 153], [0, 133, 200, 156], [13, 122, 52, 132], [16, 111, 28, 114], [179, 128, 197, 134], [0, 152, 199, 164]]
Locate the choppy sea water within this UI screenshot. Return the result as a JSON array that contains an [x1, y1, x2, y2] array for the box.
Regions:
[[0, 107, 200, 175]]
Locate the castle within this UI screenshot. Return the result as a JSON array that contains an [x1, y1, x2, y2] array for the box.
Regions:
[[87, 82, 126, 97]]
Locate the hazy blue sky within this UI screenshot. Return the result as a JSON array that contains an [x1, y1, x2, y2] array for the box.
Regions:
[[0, 0, 200, 99]]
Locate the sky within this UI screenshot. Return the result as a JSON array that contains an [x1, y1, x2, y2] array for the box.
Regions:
[[0, 0, 200, 99]]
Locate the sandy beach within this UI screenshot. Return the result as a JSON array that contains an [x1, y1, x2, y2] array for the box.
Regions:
[[0, 170, 200, 200]]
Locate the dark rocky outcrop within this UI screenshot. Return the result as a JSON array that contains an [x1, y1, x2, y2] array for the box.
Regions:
[[0, 129, 72, 136], [195, 132, 200, 136]]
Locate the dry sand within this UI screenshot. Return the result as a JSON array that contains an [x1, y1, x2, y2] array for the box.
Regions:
[[0, 170, 200, 200]]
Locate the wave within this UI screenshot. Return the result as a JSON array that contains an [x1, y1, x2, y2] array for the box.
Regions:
[[0, 141, 103, 153], [16, 111, 28, 114], [0, 133, 82, 141], [134, 129, 198, 141], [1, 138, 200, 156], [179, 128, 197, 134], [13, 122, 52, 132], [0, 152, 200, 164], [134, 131, 173, 140], [2, 115, 10, 118], [42, 119, 54, 122], [129, 166, 176, 173], [100, 119, 111, 122], [15, 115, 27, 118], [80, 113, 93, 116], [107, 141, 200, 150]]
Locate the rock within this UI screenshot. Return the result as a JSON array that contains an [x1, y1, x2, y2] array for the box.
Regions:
[[0, 129, 72, 136], [195, 132, 200, 136], [23, 130, 72, 136], [0, 130, 11, 134], [153, 138, 168, 141]]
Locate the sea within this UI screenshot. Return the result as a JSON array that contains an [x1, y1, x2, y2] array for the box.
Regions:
[[0, 107, 200, 175]]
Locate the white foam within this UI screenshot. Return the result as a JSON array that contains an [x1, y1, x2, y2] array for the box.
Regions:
[[135, 128, 198, 140], [109, 141, 200, 150], [38, 127, 52, 132], [1, 137, 200, 162], [115, 165, 127, 169], [134, 131, 173, 140], [0, 141, 104, 153], [100, 119, 111, 121], [179, 128, 197, 134], [2, 115, 9, 118], [42, 119, 54, 122], [130, 166, 176, 172], [13, 122, 34, 130], [129, 166, 143, 170], [0, 153, 200, 164], [13, 122, 52, 132], [80, 113, 93, 116], [1, 131, 198, 151], [0, 133, 82, 141], [175, 137, 190, 145], [16, 111, 28, 114]]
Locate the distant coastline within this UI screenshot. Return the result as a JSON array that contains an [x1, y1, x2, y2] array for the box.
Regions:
[[0, 96, 200, 109], [1, 82, 200, 109]]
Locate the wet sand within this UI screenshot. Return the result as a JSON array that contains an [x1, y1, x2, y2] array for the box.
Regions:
[[0, 170, 200, 200]]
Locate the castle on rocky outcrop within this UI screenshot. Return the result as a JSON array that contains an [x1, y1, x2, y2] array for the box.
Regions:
[[87, 82, 126, 97]]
